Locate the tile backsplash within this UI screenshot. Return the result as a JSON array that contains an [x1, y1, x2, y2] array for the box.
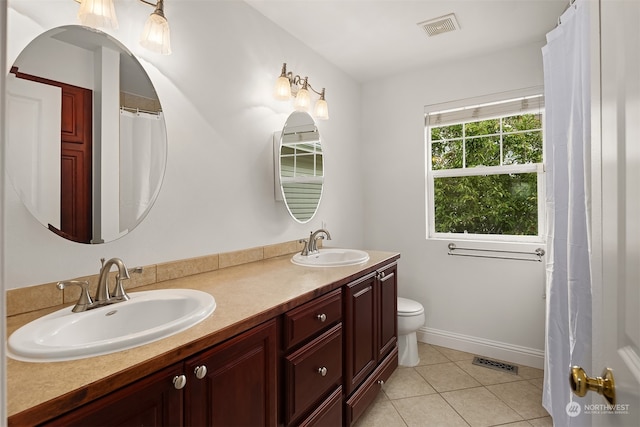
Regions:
[[6, 239, 307, 317]]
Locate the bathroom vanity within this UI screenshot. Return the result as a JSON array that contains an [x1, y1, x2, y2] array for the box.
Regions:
[[6, 250, 399, 426]]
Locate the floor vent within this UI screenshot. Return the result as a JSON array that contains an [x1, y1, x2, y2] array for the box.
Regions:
[[472, 356, 519, 375]]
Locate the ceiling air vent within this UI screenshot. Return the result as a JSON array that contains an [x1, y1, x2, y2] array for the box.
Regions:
[[417, 13, 460, 37]]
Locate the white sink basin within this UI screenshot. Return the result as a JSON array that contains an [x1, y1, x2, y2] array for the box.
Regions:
[[8, 289, 216, 363], [291, 248, 370, 267]]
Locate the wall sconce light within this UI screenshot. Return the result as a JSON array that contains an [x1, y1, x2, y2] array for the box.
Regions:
[[75, 0, 172, 55], [274, 63, 329, 120]]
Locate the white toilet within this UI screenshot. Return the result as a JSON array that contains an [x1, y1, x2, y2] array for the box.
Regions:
[[397, 297, 425, 367]]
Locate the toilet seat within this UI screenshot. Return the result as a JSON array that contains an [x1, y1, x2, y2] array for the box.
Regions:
[[397, 297, 424, 316]]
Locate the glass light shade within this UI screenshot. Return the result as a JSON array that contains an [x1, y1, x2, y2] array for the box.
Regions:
[[140, 13, 172, 55], [77, 0, 118, 29], [274, 76, 292, 100], [294, 88, 311, 111], [314, 99, 329, 120]]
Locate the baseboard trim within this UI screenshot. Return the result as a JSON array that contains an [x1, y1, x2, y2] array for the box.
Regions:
[[417, 327, 544, 369]]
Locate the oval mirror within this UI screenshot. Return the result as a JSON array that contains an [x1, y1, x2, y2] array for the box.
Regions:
[[5, 25, 167, 244], [278, 111, 324, 223]]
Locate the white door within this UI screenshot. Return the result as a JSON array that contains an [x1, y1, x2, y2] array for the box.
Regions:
[[590, 0, 640, 425], [5, 74, 61, 228]]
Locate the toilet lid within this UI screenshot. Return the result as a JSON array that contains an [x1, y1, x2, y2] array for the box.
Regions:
[[397, 297, 424, 314]]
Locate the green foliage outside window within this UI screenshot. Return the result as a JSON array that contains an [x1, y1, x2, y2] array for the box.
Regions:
[[430, 114, 542, 236]]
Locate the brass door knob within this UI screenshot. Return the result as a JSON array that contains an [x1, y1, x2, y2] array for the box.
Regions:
[[569, 366, 616, 404]]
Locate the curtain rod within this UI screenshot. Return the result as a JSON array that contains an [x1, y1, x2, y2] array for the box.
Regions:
[[120, 106, 162, 115]]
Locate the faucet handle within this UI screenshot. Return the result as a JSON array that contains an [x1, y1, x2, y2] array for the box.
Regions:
[[128, 266, 143, 275], [299, 238, 310, 256], [112, 274, 131, 302], [57, 280, 93, 313]]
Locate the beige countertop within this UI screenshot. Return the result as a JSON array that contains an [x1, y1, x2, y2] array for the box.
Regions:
[[6, 249, 400, 426]]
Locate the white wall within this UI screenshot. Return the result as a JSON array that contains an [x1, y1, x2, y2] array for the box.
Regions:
[[4, 0, 548, 368], [361, 43, 547, 367], [3, 0, 364, 289]]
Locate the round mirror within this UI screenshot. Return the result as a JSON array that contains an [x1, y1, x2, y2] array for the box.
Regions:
[[278, 111, 324, 223], [6, 25, 167, 244]]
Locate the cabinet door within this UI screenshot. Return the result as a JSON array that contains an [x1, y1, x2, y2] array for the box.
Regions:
[[41, 363, 184, 427], [343, 272, 377, 396], [184, 319, 278, 427], [377, 263, 398, 361]]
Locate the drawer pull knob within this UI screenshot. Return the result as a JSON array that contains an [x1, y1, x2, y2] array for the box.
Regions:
[[317, 313, 327, 322], [317, 367, 328, 377], [379, 271, 386, 279], [194, 365, 208, 379], [378, 379, 385, 386], [173, 374, 187, 390]]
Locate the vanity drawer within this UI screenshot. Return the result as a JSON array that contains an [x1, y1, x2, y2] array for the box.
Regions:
[[345, 346, 398, 426], [297, 386, 343, 427], [285, 323, 342, 425], [283, 288, 342, 350]]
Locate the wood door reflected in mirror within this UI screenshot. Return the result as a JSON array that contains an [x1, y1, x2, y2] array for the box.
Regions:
[[278, 111, 324, 223], [6, 25, 167, 244]]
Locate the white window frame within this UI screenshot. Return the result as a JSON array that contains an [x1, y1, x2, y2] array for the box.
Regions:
[[425, 87, 545, 243]]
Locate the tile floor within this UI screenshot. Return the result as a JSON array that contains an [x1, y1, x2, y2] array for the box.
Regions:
[[354, 343, 552, 427]]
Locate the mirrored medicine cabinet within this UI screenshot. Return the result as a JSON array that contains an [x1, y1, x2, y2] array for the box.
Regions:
[[274, 111, 324, 223], [5, 25, 167, 244]]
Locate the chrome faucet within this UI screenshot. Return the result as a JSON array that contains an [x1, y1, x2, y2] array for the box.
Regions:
[[307, 229, 332, 254], [96, 257, 131, 304]]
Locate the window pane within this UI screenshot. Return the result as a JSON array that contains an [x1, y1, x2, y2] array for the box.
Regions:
[[465, 136, 500, 167], [432, 139, 463, 170], [433, 173, 538, 235], [503, 131, 543, 164], [503, 113, 542, 131], [431, 124, 463, 141], [295, 154, 316, 176], [465, 119, 499, 137], [316, 153, 324, 176], [281, 146, 295, 156]]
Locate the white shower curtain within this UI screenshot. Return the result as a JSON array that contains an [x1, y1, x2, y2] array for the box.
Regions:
[[541, 1, 592, 426], [119, 110, 167, 233]]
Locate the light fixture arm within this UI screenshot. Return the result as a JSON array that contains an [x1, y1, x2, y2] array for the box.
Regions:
[[139, 0, 165, 17], [280, 63, 326, 97]]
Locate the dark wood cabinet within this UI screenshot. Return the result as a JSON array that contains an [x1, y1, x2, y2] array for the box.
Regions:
[[282, 288, 343, 426], [344, 262, 398, 426], [377, 263, 398, 361], [343, 271, 377, 396], [41, 363, 184, 427], [42, 320, 277, 427], [185, 319, 278, 427]]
